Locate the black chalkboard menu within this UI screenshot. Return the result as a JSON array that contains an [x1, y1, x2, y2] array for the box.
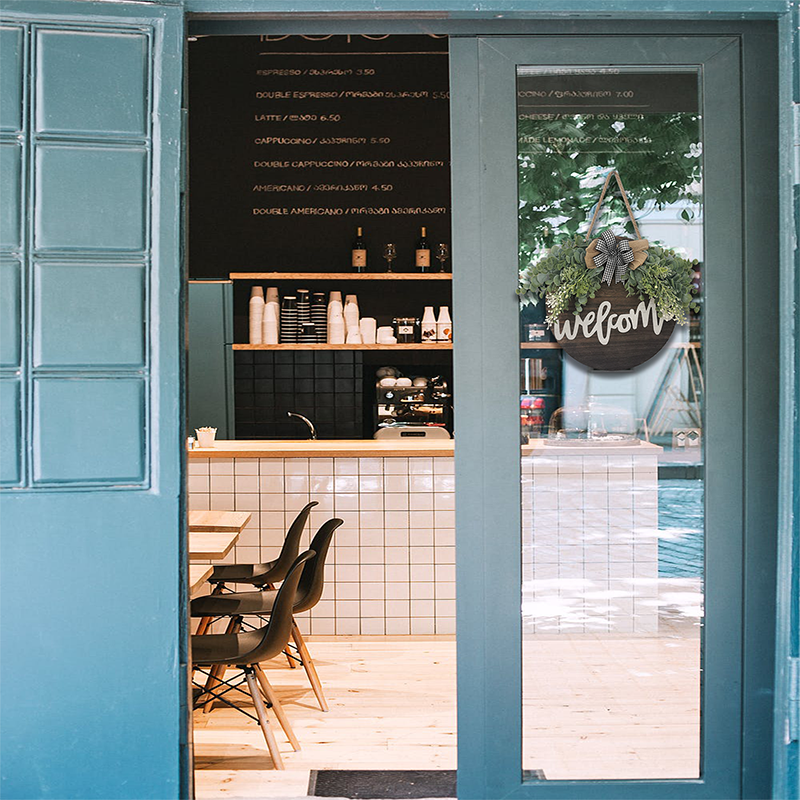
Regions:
[[188, 35, 451, 279]]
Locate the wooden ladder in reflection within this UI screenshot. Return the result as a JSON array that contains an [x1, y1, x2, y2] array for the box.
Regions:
[[645, 343, 704, 438]]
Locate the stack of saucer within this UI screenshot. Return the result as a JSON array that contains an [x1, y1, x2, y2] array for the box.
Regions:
[[299, 322, 317, 343]]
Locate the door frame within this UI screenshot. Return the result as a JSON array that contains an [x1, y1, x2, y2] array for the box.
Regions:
[[185, 8, 793, 800]]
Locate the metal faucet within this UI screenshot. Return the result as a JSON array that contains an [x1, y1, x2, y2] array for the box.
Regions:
[[287, 411, 318, 440]]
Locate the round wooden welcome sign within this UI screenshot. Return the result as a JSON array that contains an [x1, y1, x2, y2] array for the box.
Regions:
[[551, 282, 675, 371]]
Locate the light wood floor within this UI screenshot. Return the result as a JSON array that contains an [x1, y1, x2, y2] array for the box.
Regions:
[[194, 627, 700, 798]]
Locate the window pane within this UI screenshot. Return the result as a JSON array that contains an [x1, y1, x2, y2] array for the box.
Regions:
[[518, 67, 703, 780]]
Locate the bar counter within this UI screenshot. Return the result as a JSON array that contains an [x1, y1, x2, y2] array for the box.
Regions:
[[189, 439, 454, 459]]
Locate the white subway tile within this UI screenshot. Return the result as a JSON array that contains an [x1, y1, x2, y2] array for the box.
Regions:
[[235, 493, 260, 512], [335, 600, 360, 618], [360, 546, 385, 565], [237, 526, 260, 548], [359, 528, 384, 547], [359, 492, 384, 511], [210, 475, 234, 493], [234, 458, 259, 475], [410, 581, 435, 600], [209, 458, 234, 475], [435, 599, 456, 617], [383, 458, 409, 474], [433, 457, 454, 475], [358, 511, 383, 529], [235, 475, 260, 493], [311, 618, 336, 635], [385, 493, 409, 511], [336, 617, 360, 635], [532, 456, 557, 475], [410, 564, 435, 582], [284, 474, 309, 493], [409, 474, 433, 492], [188, 459, 210, 476], [385, 529, 408, 547], [334, 458, 359, 475], [210, 493, 234, 510], [358, 457, 383, 475], [361, 582, 385, 600], [385, 546, 409, 565], [433, 492, 454, 511], [411, 599, 435, 617], [336, 582, 360, 600], [334, 527, 359, 548], [436, 617, 456, 635], [259, 475, 284, 493], [409, 493, 434, 511], [435, 564, 456, 583], [386, 618, 410, 635], [536, 492, 558, 510], [583, 490, 608, 510], [361, 618, 386, 635], [261, 494, 284, 512], [310, 475, 334, 494], [384, 510, 409, 529], [411, 546, 434, 565], [312, 494, 334, 512], [188, 494, 209, 510], [236, 545, 260, 564], [361, 599, 385, 618], [410, 528, 434, 546], [384, 474, 409, 493], [284, 458, 309, 475], [309, 457, 334, 475], [386, 599, 410, 617], [435, 580, 456, 599], [434, 546, 455, 564], [433, 510, 455, 528], [434, 528, 455, 546], [433, 474, 455, 492], [359, 475, 384, 493], [258, 458, 284, 475], [188, 474, 209, 494], [408, 457, 433, 474], [411, 617, 435, 635], [334, 492, 359, 512], [385, 564, 410, 582], [409, 510, 434, 529], [260, 528, 285, 549], [360, 564, 384, 582], [334, 547, 359, 565], [386, 583, 410, 600], [285, 493, 310, 511], [334, 475, 358, 493]]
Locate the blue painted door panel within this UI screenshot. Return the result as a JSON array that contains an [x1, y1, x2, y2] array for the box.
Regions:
[[452, 32, 776, 800], [0, 2, 186, 798]]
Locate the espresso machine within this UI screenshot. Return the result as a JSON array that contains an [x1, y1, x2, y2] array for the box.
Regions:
[[373, 366, 452, 439]]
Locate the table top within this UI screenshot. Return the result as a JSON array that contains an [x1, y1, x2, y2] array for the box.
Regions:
[[189, 564, 214, 597], [188, 510, 251, 532], [189, 531, 240, 560]]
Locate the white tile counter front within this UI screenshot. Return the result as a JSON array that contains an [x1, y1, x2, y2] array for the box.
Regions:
[[188, 442, 455, 636], [521, 440, 661, 635]]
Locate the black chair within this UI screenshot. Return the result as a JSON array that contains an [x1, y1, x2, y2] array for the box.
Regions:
[[195, 501, 317, 637], [192, 550, 315, 770], [191, 517, 343, 711]]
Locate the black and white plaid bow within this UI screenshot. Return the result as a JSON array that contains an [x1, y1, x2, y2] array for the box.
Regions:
[[593, 229, 635, 284]]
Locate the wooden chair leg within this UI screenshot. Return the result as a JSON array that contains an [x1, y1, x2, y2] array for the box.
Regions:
[[253, 664, 300, 751], [284, 646, 298, 669], [202, 616, 241, 713], [195, 583, 225, 637], [291, 620, 329, 712], [244, 668, 284, 769]]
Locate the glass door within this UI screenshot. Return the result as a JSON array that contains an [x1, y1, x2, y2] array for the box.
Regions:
[[452, 35, 747, 800]]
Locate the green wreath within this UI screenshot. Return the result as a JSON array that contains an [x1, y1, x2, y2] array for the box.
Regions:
[[517, 234, 700, 327]]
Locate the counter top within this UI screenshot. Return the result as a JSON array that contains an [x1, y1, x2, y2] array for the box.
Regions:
[[188, 439, 455, 458], [522, 439, 662, 456]]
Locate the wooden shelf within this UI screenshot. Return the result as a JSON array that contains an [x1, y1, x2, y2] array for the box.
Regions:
[[233, 343, 452, 351], [230, 272, 451, 281], [520, 342, 563, 350]]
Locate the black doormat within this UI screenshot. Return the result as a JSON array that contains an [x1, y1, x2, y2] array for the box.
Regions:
[[308, 769, 456, 799], [308, 768, 547, 798]]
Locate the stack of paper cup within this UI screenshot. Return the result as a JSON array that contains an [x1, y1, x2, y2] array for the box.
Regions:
[[376, 326, 397, 345], [345, 326, 362, 344], [249, 286, 265, 344], [328, 316, 345, 344], [359, 317, 377, 344], [344, 295, 360, 328], [263, 286, 279, 343], [328, 291, 343, 322]]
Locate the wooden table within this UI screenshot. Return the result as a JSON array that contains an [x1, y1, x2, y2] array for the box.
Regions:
[[189, 531, 240, 560], [188, 510, 251, 533], [189, 564, 214, 597]]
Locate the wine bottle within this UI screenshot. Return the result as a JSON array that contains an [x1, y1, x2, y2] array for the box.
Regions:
[[415, 226, 431, 272], [351, 226, 367, 272]]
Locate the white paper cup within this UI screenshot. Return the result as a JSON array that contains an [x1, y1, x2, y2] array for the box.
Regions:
[[328, 319, 345, 344], [195, 428, 217, 448], [359, 317, 377, 344], [346, 326, 362, 344]]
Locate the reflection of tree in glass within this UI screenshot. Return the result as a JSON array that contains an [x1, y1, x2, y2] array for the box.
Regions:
[[517, 113, 701, 270]]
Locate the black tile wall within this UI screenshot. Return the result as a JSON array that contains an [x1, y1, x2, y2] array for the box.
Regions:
[[234, 350, 364, 439]]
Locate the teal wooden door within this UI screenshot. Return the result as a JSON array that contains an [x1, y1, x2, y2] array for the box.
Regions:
[[0, 1, 186, 797], [451, 33, 778, 800]]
